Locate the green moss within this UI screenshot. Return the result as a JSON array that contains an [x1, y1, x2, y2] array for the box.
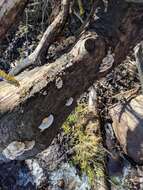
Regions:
[[62, 103, 86, 134], [62, 103, 105, 185], [86, 166, 95, 184]]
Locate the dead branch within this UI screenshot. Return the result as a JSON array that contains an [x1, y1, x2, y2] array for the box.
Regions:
[[9, 0, 71, 76]]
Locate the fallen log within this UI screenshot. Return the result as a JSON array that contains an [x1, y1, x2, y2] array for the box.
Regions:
[[0, 33, 105, 161], [0, 1, 143, 161]]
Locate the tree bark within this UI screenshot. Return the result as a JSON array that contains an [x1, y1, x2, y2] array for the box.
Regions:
[[0, 0, 29, 40], [134, 41, 143, 94], [0, 0, 143, 161]]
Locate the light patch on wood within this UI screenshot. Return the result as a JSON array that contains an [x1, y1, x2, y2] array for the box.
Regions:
[[88, 86, 97, 111], [102, 49, 114, 66], [2, 140, 35, 160], [38, 114, 54, 132], [65, 97, 74, 106], [55, 77, 63, 89], [43, 91, 47, 95]]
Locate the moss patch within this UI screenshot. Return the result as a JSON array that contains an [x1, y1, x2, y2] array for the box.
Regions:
[[62, 103, 105, 185]]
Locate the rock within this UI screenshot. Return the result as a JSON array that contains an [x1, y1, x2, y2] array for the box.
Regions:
[[109, 95, 143, 164], [36, 142, 65, 171], [0, 161, 36, 190], [25, 159, 46, 186], [49, 163, 90, 190]]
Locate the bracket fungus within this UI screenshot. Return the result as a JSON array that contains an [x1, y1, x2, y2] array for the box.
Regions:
[[2, 140, 35, 160], [65, 97, 74, 106], [38, 114, 54, 132]]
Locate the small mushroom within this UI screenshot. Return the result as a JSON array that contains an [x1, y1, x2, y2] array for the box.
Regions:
[[65, 97, 74, 106], [38, 114, 54, 132], [2, 140, 35, 160]]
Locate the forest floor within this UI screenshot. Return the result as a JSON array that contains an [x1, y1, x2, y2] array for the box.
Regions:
[[0, 1, 142, 189]]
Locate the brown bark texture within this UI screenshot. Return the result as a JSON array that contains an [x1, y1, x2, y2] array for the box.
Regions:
[[0, 0, 29, 40]]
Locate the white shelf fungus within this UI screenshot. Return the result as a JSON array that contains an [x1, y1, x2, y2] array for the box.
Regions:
[[38, 114, 54, 132], [3, 140, 35, 160], [65, 97, 74, 106]]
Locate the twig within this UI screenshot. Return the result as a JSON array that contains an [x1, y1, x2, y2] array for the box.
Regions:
[[112, 86, 140, 100], [9, 0, 71, 76]]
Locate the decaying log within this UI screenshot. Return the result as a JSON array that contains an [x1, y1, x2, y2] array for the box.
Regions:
[[0, 1, 143, 161], [0, 33, 105, 161], [0, 0, 29, 40]]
